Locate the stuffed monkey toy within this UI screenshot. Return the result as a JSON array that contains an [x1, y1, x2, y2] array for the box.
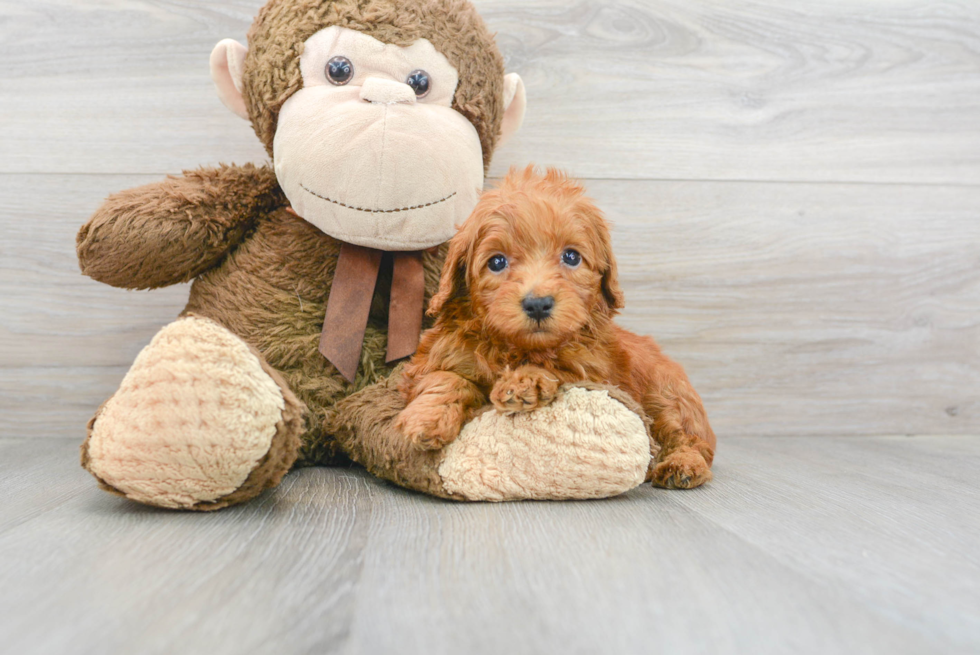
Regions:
[[77, 0, 654, 510]]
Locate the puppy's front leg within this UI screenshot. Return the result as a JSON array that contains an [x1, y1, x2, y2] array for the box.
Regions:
[[395, 371, 485, 450], [490, 365, 560, 415]]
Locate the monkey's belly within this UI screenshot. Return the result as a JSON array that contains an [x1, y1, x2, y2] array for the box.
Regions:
[[182, 214, 397, 465]]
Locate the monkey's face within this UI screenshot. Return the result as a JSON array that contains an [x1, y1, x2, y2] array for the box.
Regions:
[[270, 27, 485, 250]]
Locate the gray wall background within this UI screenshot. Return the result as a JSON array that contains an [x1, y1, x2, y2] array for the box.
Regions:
[[1, 0, 978, 440]]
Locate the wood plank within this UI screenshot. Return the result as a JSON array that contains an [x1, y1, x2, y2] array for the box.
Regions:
[[0, 440, 374, 655], [668, 436, 980, 650], [0, 0, 270, 173], [603, 180, 980, 438], [1, 0, 978, 183], [0, 439, 87, 534], [0, 436, 976, 653], [344, 485, 933, 655], [0, 174, 189, 369], [0, 367, 127, 440], [3, 174, 978, 438]]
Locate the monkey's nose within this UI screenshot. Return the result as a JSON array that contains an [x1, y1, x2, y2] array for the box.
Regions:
[[360, 77, 417, 105], [522, 295, 555, 321]]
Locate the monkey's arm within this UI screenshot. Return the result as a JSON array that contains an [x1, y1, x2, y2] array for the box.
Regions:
[[77, 164, 284, 289]]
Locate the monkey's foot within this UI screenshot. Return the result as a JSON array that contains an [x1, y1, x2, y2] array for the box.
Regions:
[[81, 315, 305, 510], [439, 385, 650, 500]]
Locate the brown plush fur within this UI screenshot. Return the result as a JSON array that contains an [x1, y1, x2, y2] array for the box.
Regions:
[[75, 162, 442, 467], [180, 202, 446, 465], [76, 164, 284, 290], [80, 174, 448, 469], [78, 0, 491, 474], [243, 0, 505, 170], [397, 167, 717, 489]]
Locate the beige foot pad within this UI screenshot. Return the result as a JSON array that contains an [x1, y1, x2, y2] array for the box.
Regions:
[[438, 386, 651, 501], [84, 316, 295, 509]]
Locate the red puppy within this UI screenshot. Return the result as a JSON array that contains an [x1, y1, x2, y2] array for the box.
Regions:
[[396, 167, 715, 489]]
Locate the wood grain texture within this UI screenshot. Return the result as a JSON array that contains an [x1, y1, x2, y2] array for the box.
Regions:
[[0, 174, 188, 369], [1, 436, 977, 654], [1, 2, 978, 439], [3, 173, 977, 438], [1, 0, 979, 183], [605, 180, 980, 437], [3, 3, 979, 652]]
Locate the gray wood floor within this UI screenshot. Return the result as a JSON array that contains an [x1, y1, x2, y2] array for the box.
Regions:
[[1, 436, 978, 655]]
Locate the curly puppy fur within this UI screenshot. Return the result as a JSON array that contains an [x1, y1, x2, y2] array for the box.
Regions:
[[397, 167, 717, 489]]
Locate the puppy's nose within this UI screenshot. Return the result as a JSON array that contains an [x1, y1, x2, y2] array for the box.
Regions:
[[522, 295, 555, 321]]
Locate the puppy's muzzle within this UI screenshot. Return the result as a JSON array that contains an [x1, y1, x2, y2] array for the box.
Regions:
[[522, 294, 555, 321]]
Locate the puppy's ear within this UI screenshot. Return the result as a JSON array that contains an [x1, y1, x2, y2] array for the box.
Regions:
[[427, 227, 471, 316], [594, 212, 626, 314], [601, 254, 626, 314]]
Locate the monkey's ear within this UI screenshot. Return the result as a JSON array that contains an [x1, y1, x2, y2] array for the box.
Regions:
[[498, 73, 526, 148], [210, 39, 249, 120]]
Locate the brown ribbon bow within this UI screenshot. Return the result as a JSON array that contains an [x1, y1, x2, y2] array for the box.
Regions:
[[319, 242, 425, 383]]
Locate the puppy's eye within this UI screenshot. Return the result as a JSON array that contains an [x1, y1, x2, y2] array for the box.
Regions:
[[487, 254, 508, 273], [561, 249, 582, 268], [406, 70, 431, 98], [326, 56, 354, 85]]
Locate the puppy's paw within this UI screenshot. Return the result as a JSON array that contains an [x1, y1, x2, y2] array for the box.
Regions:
[[394, 401, 463, 451], [490, 366, 560, 415], [649, 447, 713, 490]]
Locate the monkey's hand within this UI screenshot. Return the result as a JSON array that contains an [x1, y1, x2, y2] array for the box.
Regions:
[[490, 365, 560, 415], [77, 164, 284, 290]]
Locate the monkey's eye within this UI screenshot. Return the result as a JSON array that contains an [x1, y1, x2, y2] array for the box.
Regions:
[[406, 70, 431, 98], [561, 249, 582, 268], [487, 254, 508, 273], [326, 56, 354, 85]]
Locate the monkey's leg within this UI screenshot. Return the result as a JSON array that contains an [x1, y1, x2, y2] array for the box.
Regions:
[[330, 373, 651, 501], [81, 315, 305, 510]]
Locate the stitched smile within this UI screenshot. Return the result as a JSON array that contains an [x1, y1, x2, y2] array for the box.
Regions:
[[301, 184, 456, 214]]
